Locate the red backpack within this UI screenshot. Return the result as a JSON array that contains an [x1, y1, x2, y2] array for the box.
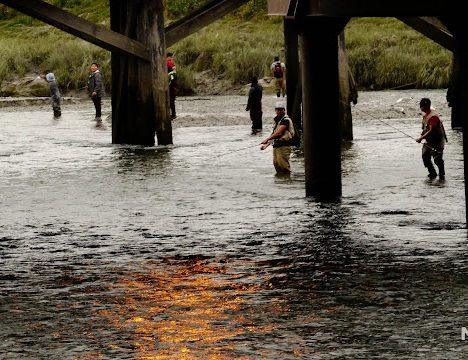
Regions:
[[273, 61, 283, 78]]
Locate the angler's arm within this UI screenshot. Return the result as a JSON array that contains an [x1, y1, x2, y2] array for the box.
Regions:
[[416, 124, 433, 143], [259, 125, 288, 150]]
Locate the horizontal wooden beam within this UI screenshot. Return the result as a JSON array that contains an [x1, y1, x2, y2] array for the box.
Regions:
[[303, 0, 460, 17], [398, 17, 454, 51], [165, 0, 250, 47], [0, 0, 151, 60]]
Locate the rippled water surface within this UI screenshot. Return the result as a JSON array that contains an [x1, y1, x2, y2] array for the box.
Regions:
[[1, 93, 467, 359]]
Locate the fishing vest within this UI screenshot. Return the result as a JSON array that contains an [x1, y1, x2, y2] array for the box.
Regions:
[[273, 115, 295, 147], [422, 109, 446, 144]]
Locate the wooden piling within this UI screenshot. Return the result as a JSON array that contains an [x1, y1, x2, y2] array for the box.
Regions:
[[442, 16, 468, 226], [110, 0, 171, 146], [284, 19, 302, 131], [338, 31, 356, 141], [299, 17, 347, 199]]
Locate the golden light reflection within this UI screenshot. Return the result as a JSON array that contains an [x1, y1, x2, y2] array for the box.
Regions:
[[95, 258, 297, 359]]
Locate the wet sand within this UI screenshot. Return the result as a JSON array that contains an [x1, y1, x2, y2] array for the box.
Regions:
[[0, 88, 451, 129]]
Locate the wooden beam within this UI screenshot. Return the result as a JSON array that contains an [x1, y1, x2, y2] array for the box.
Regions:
[[165, 0, 250, 47], [304, 0, 460, 17], [398, 17, 454, 51], [0, 0, 150, 60]]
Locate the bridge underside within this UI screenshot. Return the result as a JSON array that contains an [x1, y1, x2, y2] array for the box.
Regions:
[[270, 0, 468, 223]]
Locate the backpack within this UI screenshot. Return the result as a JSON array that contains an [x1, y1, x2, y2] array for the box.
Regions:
[[288, 117, 301, 147], [273, 61, 283, 78]]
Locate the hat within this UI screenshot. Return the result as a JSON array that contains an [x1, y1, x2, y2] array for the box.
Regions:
[[275, 101, 285, 109], [45, 73, 55, 82]]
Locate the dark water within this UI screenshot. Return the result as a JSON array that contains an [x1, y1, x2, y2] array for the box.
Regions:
[[0, 98, 467, 359]]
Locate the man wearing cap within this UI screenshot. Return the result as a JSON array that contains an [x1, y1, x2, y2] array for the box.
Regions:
[[260, 101, 295, 175], [416, 97, 447, 179]]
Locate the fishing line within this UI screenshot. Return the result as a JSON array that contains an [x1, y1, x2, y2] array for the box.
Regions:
[[353, 106, 442, 154], [210, 142, 260, 160]]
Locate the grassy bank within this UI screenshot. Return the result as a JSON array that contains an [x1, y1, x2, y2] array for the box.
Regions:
[[0, 1, 452, 95]]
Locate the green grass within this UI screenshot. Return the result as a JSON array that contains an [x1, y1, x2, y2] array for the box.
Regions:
[[0, 2, 453, 94]]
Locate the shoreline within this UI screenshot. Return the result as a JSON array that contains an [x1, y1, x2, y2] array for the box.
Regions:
[[0, 89, 451, 129]]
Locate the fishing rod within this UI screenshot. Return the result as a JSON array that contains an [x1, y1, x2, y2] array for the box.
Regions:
[[211, 142, 260, 160], [353, 106, 443, 154]]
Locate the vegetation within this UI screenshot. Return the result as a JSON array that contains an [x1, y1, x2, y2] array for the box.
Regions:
[[0, 0, 452, 96]]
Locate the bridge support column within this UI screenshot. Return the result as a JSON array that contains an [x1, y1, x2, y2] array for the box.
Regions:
[[447, 53, 462, 129], [284, 19, 302, 131], [110, 0, 172, 146], [299, 17, 347, 199], [338, 30, 355, 141], [443, 16, 468, 225]]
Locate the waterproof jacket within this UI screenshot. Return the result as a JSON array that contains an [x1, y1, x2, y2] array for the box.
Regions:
[[246, 83, 263, 112], [88, 70, 104, 98], [48, 81, 60, 101]]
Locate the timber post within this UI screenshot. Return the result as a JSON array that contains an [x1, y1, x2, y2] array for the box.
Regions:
[[284, 19, 302, 131], [338, 31, 355, 141], [442, 16, 468, 225], [299, 17, 347, 199], [447, 54, 462, 129], [110, 0, 171, 146]]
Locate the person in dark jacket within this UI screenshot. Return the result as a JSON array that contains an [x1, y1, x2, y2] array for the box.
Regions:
[[245, 76, 263, 134], [44, 72, 61, 118], [87, 62, 105, 124], [168, 66, 177, 119]]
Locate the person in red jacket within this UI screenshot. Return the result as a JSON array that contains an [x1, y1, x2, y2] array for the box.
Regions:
[[416, 97, 447, 179], [167, 52, 175, 69]]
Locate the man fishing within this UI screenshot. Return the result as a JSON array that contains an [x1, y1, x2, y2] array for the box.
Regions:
[[260, 101, 295, 175], [416, 97, 447, 180]]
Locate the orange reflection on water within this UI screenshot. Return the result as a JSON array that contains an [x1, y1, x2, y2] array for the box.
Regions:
[[98, 258, 281, 359]]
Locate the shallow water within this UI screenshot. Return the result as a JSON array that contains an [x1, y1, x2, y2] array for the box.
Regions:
[[1, 93, 467, 359]]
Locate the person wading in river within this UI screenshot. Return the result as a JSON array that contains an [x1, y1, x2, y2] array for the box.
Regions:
[[416, 97, 447, 180], [87, 62, 105, 125], [260, 101, 295, 175], [245, 76, 263, 134], [43, 72, 61, 118]]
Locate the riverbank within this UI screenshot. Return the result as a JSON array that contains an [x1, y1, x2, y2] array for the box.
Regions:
[[0, 89, 451, 130]]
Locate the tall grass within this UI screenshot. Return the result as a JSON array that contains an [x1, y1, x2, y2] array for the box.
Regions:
[[0, 5, 454, 94], [169, 19, 283, 86], [345, 18, 452, 89], [0, 35, 111, 92]]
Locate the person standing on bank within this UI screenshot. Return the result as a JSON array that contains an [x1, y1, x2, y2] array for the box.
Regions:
[[416, 97, 447, 179], [87, 62, 104, 125], [245, 76, 263, 134], [44, 72, 61, 118], [260, 102, 295, 175], [270, 56, 286, 98]]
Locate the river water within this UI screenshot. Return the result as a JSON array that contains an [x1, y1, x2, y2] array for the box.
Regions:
[[0, 91, 467, 359]]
